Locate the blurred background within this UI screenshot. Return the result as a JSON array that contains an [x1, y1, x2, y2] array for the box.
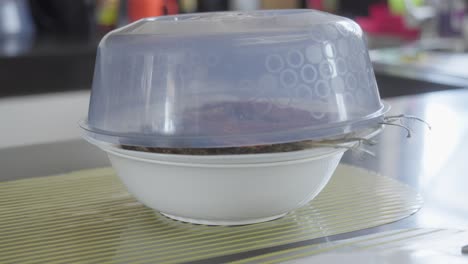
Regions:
[[1, 0, 467, 98], [0, 0, 467, 152]]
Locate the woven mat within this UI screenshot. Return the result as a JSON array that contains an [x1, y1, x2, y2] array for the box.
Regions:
[[0, 164, 422, 264]]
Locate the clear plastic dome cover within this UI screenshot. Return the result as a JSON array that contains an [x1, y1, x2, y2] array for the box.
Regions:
[[82, 10, 386, 148]]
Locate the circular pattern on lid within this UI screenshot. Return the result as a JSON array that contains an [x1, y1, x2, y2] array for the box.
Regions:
[[88, 10, 384, 148], [314, 80, 331, 98], [296, 84, 314, 99], [265, 54, 284, 73], [287, 49, 304, 68], [300, 64, 318, 83], [319, 61, 335, 79], [280, 69, 298, 88]]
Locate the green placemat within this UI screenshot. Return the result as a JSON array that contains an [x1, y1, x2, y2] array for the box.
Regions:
[[0, 164, 422, 264]]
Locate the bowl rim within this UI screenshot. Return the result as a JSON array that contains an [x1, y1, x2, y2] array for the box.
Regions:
[[102, 143, 347, 168], [84, 126, 382, 168], [80, 102, 390, 149]]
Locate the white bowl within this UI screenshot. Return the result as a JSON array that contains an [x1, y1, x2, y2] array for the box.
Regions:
[[91, 140, 346, 225]]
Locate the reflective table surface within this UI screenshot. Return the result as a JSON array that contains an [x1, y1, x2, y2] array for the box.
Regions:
[[1, 89, 468, 263], [371, 49, 468, 88], [345, 88, 468, 231]]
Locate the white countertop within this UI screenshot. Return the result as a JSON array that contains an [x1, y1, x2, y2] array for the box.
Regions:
[[0, 90, 90, 149]]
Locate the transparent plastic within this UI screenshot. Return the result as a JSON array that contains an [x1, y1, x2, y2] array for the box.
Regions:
[[82, 10, 386, 148]]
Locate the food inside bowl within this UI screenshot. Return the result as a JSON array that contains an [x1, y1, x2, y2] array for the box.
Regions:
[[119, 129, 381, 155], [181, 101, 323, 136], [121, 140, 334, 155], [120, 100, 381, 155], [120, 101, 329, 155]]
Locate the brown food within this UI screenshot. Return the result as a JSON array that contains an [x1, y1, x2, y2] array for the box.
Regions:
[[121, 101, 331, 155], [181, 101, 322, 136], [121, 141, 321, 155]]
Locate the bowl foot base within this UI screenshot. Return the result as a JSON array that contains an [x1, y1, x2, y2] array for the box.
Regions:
[[159, 212, 287, 226]]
